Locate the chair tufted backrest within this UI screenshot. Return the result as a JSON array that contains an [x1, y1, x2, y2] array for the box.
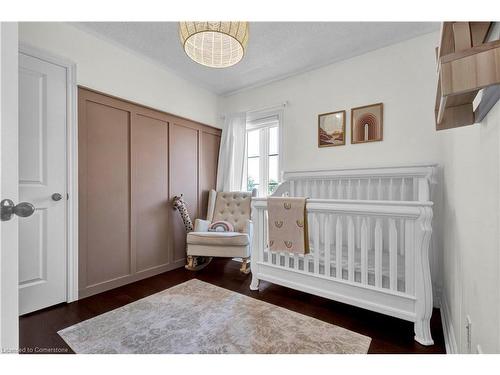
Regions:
[[212, 191, 252, 233]]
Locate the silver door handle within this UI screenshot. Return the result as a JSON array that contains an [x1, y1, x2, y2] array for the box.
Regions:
[[51, 193, 63, 201], [1, 199, 35, 221]]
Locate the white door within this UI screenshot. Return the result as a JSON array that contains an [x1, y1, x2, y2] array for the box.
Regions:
[[0, 22, 19, 352], [18, 50, 67, 315]]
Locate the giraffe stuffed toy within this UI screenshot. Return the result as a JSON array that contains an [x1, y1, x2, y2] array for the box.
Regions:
[[172, 194, 212, 271]]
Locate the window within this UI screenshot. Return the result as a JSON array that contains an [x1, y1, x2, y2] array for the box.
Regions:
[[244, 116, 281, 197]]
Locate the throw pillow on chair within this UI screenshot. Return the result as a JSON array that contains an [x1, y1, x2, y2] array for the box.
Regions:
[[208, 221, 235, 232]]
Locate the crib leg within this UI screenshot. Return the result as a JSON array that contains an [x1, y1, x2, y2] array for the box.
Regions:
[[240, 257, 251, 274], [414, 318, 434, 346], [250, 275, 260, 291]]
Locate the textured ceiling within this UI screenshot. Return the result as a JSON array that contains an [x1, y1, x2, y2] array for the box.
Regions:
[[74, 22, 439, 95]]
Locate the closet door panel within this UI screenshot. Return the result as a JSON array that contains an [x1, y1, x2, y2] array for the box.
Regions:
[[78, 87, 220, 298], [132, 114, 170, 272], [169, 123, 199, 263], [83, 100, 131, 286], [199, 131, 221, 219]]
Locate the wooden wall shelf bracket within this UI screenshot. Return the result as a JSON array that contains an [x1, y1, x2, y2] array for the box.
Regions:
[[435, 22, 500, 130]]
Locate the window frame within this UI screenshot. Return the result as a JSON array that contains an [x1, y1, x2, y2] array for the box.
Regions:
[[244, 110, 283, 197]]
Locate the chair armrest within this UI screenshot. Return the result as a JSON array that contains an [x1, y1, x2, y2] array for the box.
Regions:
[[194, 219, 211, 232]]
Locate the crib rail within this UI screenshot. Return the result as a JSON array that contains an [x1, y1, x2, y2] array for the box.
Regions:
[[273, 164, 437, 202], [251, 198, 433, 299]]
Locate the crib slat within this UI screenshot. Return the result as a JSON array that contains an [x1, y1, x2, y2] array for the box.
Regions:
[[329, 180, 334, 199], [336, 216, 343, 279], [378, 178, 383, 200], [405, 219, 415, 294], [314, 214, 320, 274], [294, 253, 299, 271], [367, 217, 372, 251], [375, 218, 383, 287], [290, 180, 295, 196], [356, 216, 361, 248], [312, 180, 317, 198], [399, 218, 405, 255], [285, 252, 290, 269], [357, 179, 362, 199], [348, 216, 355, 281], [389, 218, 398, 290], [337, 180, 342, 199], [367, 178, 372, 200], [413, 178, 418, 201], [400, 178, 406, 201], [361, 218, 368, 284], [389, 178, 394, 200], [258, 209, 265, 264], [348, 180, 352, 199], [324, 214, 331, 277]]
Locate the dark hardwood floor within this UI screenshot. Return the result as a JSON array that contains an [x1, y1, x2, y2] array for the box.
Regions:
[[19, 258, 446, 354]]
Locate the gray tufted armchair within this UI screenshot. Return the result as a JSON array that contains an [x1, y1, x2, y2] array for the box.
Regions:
[[186, 189, 255, 273]]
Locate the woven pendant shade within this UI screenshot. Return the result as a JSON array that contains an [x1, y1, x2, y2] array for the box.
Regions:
[[179, 22, 249, 68]]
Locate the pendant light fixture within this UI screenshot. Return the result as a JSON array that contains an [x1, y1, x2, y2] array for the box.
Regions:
[[179, 22, 249, 68]]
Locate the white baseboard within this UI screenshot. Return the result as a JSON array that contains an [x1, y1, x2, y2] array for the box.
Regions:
[[440, 294, 458, 354]]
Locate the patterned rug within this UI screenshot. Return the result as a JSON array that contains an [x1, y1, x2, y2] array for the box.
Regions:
[[58, 279, 371, 353]]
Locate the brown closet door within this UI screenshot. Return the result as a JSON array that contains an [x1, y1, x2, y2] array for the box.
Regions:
[[79, 95, 132, 290], [169, 123, 199, 263], [132, 113, 170, 273], [199, 131, 221, 219], [78, 87, 220, 298]]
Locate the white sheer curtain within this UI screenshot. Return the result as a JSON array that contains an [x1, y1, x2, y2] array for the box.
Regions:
[[216, 112, 247, 191]]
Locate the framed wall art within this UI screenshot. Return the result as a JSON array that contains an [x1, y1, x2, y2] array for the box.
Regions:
[[351, 103, 383, 144], [318, 110, 346, 147]]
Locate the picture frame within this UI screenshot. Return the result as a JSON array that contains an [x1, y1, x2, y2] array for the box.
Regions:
[[351, 102, 383, 144], [318, 110, 346, 147]]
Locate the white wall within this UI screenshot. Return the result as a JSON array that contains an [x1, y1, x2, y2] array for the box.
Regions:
[[219, 32, 442, 172], [440, 24, 500, 354], [219, 31, 445, 305], [18, 22, 218, 126]]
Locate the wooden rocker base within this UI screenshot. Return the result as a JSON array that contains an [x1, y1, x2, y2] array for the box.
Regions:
[[240, 257, 251, 274], [185, 256, 213, 271]]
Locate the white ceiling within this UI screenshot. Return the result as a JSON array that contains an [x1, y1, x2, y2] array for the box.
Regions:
[[74, 22, 439, 95]]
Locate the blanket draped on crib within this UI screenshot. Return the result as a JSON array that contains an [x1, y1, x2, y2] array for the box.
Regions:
[[267, 197, 309, 254]]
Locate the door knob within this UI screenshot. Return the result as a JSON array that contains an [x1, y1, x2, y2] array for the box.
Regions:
[[1, 199, 36, 221], [51, 193, 63, 201]]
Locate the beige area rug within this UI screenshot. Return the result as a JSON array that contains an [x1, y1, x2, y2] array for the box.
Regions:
[[58, 279, 371, 354]]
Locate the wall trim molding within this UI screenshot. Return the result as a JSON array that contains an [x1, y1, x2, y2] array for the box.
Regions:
[[19, 43, 79, 303], [440, 293, 458, 354]]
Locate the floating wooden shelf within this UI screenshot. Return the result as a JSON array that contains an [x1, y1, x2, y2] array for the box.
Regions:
[[435, 22, 500, 130]]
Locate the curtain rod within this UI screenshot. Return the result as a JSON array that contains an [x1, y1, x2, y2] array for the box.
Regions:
[[220, 101, 288, 120]]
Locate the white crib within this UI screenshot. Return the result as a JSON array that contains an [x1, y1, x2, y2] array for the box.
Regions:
[[250, 164, 436, 346]]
